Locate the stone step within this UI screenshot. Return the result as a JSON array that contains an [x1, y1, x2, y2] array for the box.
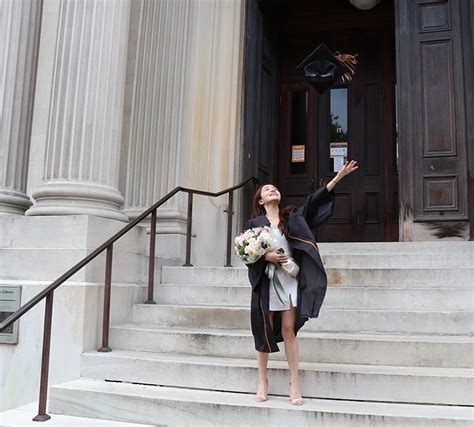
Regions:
[[48, 379, 474, 426], [326, 267, 474, 287], [131, 304, 474, 335], [153, 283, 474, 310], [321, 253, 473, 268], [162, 266, 474, 287], [80, 350, 474, 405], [316, 241, 474, 255], [108, 325, 473, 368]]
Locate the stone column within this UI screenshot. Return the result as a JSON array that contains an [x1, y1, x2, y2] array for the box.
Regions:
[[122, 0, 189, 225], [26, 0, 131, 221], [0, 0, 42, 215], [118, 0, 190, 260]]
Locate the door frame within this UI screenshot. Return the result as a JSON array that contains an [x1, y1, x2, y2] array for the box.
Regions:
[[242, 0, 401, 240]]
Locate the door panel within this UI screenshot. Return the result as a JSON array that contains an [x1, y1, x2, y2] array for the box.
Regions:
[[278, 83, 317, 208], [396, 0, 469, 223], [317, 83, 359, 242]]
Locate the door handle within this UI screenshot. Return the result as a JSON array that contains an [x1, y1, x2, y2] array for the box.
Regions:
[[319, 177, 324, 187], [310, 177, 315, 191]]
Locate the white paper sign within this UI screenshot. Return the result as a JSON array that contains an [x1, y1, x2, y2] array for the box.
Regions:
[[333, 156, 345, 172], [330, 142, 348, 157]]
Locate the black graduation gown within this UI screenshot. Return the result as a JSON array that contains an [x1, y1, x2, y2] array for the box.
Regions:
[[243, 185, 336, 353]]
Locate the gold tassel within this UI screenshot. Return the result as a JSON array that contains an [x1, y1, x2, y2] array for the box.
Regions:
[[335, 52, 358, 82]]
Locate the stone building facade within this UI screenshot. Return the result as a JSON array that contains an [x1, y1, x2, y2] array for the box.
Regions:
[[0, 0, 473, 412], [1, 0, 473, 251]]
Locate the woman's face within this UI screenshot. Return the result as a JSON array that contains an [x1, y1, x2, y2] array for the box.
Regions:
[[259, 184, 281, 206]]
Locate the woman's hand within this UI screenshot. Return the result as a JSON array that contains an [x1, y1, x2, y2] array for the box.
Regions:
[[326, 159, 358, 192], [337, 159, 358, 179], [265, 251, 288, 266]]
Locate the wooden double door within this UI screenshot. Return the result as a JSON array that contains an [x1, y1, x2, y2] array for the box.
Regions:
[[278, 33, 398, 242]]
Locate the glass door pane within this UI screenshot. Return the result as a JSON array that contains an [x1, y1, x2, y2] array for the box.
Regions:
[[330, 88, 348, 173], [289, 90, 308, 175]]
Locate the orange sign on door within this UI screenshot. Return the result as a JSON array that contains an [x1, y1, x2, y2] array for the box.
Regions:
[[291, 145, 305, 163]]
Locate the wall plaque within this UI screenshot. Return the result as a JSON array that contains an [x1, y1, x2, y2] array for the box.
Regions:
[[0, 286, 21, 344]]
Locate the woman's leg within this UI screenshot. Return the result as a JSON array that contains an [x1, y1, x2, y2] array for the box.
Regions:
[[281, 297, 302, 402], [255, 311, 274, 399], [256, 350, 269, 376]]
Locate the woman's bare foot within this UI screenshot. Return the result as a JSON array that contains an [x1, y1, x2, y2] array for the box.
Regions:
[[289, 377, 303, 405], [256, 376, 268, 402]]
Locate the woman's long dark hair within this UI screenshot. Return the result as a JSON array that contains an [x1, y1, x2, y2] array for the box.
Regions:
[[250, 184, 296, 239]]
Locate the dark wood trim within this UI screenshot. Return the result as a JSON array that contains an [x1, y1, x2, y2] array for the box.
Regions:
[[460, 0, 474, 239], [382, 29, 398, 241], [242, 0, 263, 220], [394, 0, 415, 238]]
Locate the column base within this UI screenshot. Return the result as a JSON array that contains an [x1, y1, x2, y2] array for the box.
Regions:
[[26, 182, 128, 222], [0, 190, 33, 215]]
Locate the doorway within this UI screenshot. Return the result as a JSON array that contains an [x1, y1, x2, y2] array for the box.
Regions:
[[243, 0, 398, 241]]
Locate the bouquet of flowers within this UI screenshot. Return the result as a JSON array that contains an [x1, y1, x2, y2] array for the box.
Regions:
[[235, 225, 298, 306], [234, 226, 278, 264]]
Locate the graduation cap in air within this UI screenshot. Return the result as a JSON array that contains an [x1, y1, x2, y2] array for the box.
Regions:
[[296, 43, 358, 94]]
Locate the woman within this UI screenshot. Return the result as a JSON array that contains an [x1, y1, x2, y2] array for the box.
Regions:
[[243, 160, 358, 405]]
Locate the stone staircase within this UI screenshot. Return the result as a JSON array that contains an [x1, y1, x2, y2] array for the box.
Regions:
[[48, 242, 474, 425]]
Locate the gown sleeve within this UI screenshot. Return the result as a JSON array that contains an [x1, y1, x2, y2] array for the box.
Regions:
[[299, 185, 336, 229], [243, 218, 267, 292]]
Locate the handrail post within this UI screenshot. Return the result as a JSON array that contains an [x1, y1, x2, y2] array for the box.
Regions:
[[32, 291, 54, 422], [145, 209, 157, 304], [183, 191, 193, 266], [225, 190, 234, 267], [98, 243, 113, 352]]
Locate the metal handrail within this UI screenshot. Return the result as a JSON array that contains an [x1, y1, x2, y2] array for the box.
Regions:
[[0, 175, 258, 421]]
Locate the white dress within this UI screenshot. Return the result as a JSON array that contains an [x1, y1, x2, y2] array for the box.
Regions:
[[268, 227, 298, 311]]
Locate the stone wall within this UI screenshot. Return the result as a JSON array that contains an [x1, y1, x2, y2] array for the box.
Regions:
[[0, 0, 246, 412]]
